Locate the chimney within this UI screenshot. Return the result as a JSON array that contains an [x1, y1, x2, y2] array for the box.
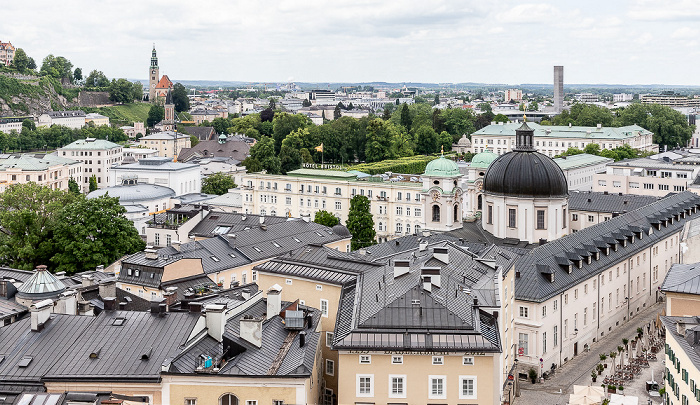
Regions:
[[597, 123, 602, 129], [419, 240, 428, 251], [189, 302, 203, 313], [171, 240, 181, 252], [240, 315, 263, 347], [299, 330, 306, 348], [151, 298, 165, 315], [0, 278, 17, 299], [159, 303, 167, 317], [205, 304, 227, 342], [30, 299, 53, 332], [118, 301, 127, 310], [103, 297, 117, 311], [393, 260, 410, 278], [432, 247, 449, 264], [163, 288, 178, 307], [677, 321, 687, 336], [56, 290, 77, 315], [241, 289, 251, 300], [145, 248, 158, 260], [81, 275, 94, 288], [267, 284, 282, 318], [358, 248, 367, 256], [95, 265, 105, 273], [98, 277, 117, 299], [78, 300, 93, 316]]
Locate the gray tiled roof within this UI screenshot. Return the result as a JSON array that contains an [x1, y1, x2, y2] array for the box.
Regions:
[[363, 233, 489, 258], [189, 211, 289, 238], [514, 191, 700, 303], [44, 311, 200, 382], [179, 126, 215, 141], [661, 263, 700, 295], [177, 139, 250, 163], [0, 297, 27, 321], [0, 267, 34, 283], [660, 316, 700, 371], [334, 241, 502, 353], [569, 191, 659, 214]]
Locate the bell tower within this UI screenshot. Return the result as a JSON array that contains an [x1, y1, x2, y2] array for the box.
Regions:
[[148, 44, 159, 102]]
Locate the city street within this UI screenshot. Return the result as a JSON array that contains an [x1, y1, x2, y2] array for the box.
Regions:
[[517, 302, 665, 405]]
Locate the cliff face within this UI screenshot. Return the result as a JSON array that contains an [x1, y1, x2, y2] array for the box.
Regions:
[[0, 73, 80, 117]]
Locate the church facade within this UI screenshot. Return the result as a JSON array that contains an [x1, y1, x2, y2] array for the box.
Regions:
[[148, 45, 173, 103]]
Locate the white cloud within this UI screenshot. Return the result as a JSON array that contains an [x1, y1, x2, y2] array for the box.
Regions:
[[671, 27, 699, 39]]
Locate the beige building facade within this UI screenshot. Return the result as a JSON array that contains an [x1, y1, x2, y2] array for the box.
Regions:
[[58, 138, 123, 191], [0, 153, 82, 193], [139, 131, 191, 159]]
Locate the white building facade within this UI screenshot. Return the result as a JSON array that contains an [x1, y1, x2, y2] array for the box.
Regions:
[[110, 157, 201, 196], [58, 138, 123, 191]]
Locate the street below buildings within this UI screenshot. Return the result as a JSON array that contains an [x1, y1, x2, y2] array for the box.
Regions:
[[517, 301, 665, 405]]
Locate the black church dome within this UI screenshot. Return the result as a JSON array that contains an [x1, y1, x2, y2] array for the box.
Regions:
[[482, 122, 568, 198]]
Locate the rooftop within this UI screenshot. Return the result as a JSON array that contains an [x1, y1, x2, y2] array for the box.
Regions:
[[661, 263, 700, 295], [569, 191, 659, 214], [140, 131, 189, 140], [0, 153, 80, 172], [59, 138, 121, 151], [660, 316, 700, 372], [113, 157, 199, 171], [473, 122, 652, 140], [553, 153, 614, 170], [87, 183, 176, 202]]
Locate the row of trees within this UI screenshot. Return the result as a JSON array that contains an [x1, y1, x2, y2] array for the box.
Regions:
[[0, 121, 128, 153], [545, 103, 694, 148], [0, 183, 145, 273], [555, 143, 653, 162]]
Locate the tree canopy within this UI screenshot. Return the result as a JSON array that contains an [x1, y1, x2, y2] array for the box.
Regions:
[[201, 172, 236, 195], [172, 83, 190, 112], [147, 104, 165, 127], [346, 195, 376, 250], [313, 210, 339, 227]]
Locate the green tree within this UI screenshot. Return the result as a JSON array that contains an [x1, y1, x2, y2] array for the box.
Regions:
[[616, 103, 694, 148], [400, 103, 412, 131], [11, 48, 29, 72], [414, 125, 438, 155], [172, 83, 190, 112], [365, 119, 399, 162], [583, 143, 601, 155], [85, 70, 109, 87], [147, 104, 165, 127], [279, 145, 302, 174], [189, 135, 199, 147], [314, 210, 339, 227], [477, 102, 492, 114], [553, 103, 614, 127], [109, 78, 137, 103], [73, 67, 83, 82], [201, 172, 237, 195], [249, 135, 281, 174], [0, 183, 77, 270], [302, 99, 311, 107], [269, 98, 276, 110], [39, 55, 73, 81], [493, 114, 509, 123], [334, 104, 342, 120], [22, 119, 36, 131], [438, 131, 453, 153], [89, 175, 98, 192], [52, 195, 146, 273], [527, 101, 539, 111], [132, 81, 143, 102], [272, 113, 310, 153], [346, 195, 376, 250], [68, 178, 81, 195], [434, 93, 440, 106]]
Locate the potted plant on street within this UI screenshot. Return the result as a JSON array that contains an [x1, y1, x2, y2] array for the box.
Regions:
[[591, 370, 597, 383], [528, 368, 538, 384], [618, 385, 624, 393], [600, 353, 608, 368], [610, 351, 617, 370], [596, 363, 604, 375], [607, 384, 616, 394], [637, 327, 643, 338], [622, 338, 629, 351]]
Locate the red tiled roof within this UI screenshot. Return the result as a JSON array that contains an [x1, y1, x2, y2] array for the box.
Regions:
[[155, 74, 173, 89]]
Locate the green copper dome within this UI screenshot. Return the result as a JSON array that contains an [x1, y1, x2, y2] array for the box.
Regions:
[[424, 156, 460, 177], [471, 150, 498, 169]]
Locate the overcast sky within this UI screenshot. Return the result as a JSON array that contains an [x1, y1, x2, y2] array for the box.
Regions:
[[3, 0, 699, 85]]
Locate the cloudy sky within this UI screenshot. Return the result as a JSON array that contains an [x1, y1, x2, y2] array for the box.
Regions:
[[3, 0, 699, 85]]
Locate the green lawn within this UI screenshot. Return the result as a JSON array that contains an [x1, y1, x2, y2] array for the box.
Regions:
[[82, 103, 152, 126]]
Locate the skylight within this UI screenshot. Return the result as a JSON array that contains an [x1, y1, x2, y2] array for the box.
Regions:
[[254, 247, 262, 252], [229, 253, 236, 258], [211, 256, 220, 262], [272, 242, 281, 248], [17, 356, 33, 367], [112, 317, 126, 326]]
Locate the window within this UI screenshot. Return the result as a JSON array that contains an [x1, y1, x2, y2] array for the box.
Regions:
[[543, 332, 547, 353], [396, 206, 403, 215], [185, 399, 197, 405], [245, 401, 257, 405], [536, 210, 545, 229], [459, 376, 477, 399], [432, 356, 444, 365], [155, 233, 160, 246], [563, 208, 567, 227], [385, 374, 406, 398], [397, 192, 402, 200], [518, 333, 528, 355], [508, 208, 516, 228], [335, 201, 341, 210], [429, 376, 446, 399], [357, 374, 374, 396], [325, 359, 335, 376], [432, 205, 441, 222], [519, 306, 529, 318], [415, 208, 421, 217], [326, 332, 334, 347], [272, 401, 284, 405], [392, 355, 403, 364], [462, 356, 474, 365], [320, 299, 329, 317], [285, 279, 292, 285], [395, 222, 403, 234], [553, 300, 558, 311], [487, 205, 493, 224], [219, 394, 238, 405], [359, 355, 371, 364], [553, 325, 558, 346], [542, 305, 546, 318]]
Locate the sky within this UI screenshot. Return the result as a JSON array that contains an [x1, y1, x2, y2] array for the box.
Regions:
[[3, 0, 700, 85]]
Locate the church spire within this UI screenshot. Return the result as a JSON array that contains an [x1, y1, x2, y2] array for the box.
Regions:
[[514, 116, 535, 151], [151, 44, 158, 68]]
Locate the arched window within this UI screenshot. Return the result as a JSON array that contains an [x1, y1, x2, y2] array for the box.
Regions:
[[260, 209, 266, 216], [219, 394, 238, 405], [454, 204, 459, 222], [270, 210, 276, 216], [396, 222, 403, 233], [414, 225, 421, 235], [378, 222, 383, 231], [432, 205, 441, 222], [477, 194, 483, 210]]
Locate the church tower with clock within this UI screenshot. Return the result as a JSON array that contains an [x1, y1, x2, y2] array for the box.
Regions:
[[148, 45, 159, 102]]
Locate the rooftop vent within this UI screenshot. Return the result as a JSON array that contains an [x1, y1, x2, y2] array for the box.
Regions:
[[285, 310, 305, 330], [393, 260, 410, 278]]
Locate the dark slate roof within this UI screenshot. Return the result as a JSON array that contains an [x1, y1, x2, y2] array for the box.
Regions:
[[177, 139, 250, 163], [0, 298, 27, 322], [0, 267, 34, 283], [660, 316, 700, 371], [569, 191, 659, 214], [162, 274, 218, 301], [255, 245, 379, 285], [483, 150, 568, 198], [79, 285, 152, 312], [514, 191, 700, 303], [189, 211, 289, 238], [661, 263, 700, 295], [0, 315, 95, 385], [169, 297, 321, 377], [333, 241, 502, 353], [44, 311, 200, 382], [179, 126, 216, 141], [444, 221, 537, 250]]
